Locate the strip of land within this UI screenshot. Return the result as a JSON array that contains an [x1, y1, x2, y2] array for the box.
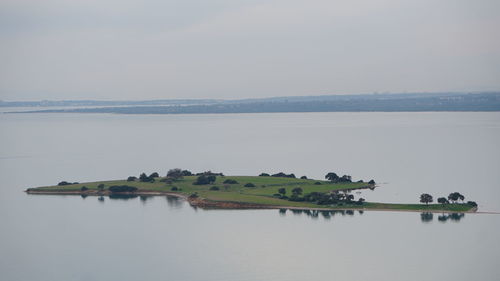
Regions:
[[25, 174, 477, 213]]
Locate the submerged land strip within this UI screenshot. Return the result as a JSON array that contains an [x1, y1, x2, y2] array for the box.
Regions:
[[25, 170, 478, 213]]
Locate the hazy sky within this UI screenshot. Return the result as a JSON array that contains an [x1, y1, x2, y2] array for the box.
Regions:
[[1, 0, 499, 101]]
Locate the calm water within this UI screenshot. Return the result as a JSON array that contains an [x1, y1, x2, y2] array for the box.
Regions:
[[1, 112, 500, 281]]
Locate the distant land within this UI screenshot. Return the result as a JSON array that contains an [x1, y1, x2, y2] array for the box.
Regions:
[[26, 170, 477, 213], [4, 92, 500, 114]]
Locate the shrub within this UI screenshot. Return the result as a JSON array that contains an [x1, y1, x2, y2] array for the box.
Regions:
[[108, 185, 138, 193], [97, 184, 105, 190], [80, 186, 88, 191], [189, 193, 199, 199], [127, 176, 137, 182], [300, 176, 308, 179], [209, 186, 220, 191], [223, 179, 238, 184], [467, 201, 478, 207], [368, 179, 375, 184], [194, 174, 216, 185], [167, 168, 184, 180], [181, 170, 193, 176], [272, 172, 296, 178], [259, 173, 270, 177], [58, 181, 71, 186], [149, 172, 159, 178], [244, 183, 256, 187], [314, 181, 322, 185], [171, 186, 178, 191]]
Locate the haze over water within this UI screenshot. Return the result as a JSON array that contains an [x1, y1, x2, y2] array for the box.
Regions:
[[1, 112, 500, 281]]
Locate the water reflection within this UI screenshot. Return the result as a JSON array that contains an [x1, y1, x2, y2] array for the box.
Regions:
[[108, 194, 138, 200], [165, 195, 184, 209], [279, 208, 363, 220], [421, 212, 465, 223]]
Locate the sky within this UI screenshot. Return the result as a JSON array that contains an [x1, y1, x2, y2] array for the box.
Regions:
[[0, 0, 499, 101]]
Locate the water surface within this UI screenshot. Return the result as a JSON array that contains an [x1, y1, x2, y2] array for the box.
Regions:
[[1, 112, 499, 281]]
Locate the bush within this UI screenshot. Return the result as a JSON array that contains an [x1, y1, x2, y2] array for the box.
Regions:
[[368, 179, 375, 184], [223, 179, 238, 184], [127, 176, 137, 182], [171, 186, 178, 191], [272, 172, 296, 178], [181, 170, 193, 176], [244, 183, 256, 187], [80, 186, 88, 191], [139, 173, 154, 182], [149, 172, 159, 178], [314, 181, 322, 185], [57, 181, 71, 186], [300, 176, 308, 179], [108, 185, 138, 193], [467, 201, 478, 207], [97, 184, 105, 190], [194, 174, 216, 185], [259, 173, 270, 177], [167, 168, 184, 180], [189, 193, 199, 199], [209, 186, 220, 191]]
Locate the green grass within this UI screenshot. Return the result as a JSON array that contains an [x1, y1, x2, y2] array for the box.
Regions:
[[30, 175, 475, 212]]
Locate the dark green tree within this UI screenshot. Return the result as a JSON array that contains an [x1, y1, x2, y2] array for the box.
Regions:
[[278, 188, 286, 195], [325, 172, 339, 182], [167, 168, 184, 180], [437, 197, 449, 204], [420, 193, 433, 205]]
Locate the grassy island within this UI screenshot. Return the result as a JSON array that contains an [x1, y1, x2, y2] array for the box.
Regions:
[[26, 171, 477, 213]]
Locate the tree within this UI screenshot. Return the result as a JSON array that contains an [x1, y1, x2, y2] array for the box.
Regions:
[[325, 172, 339, 182], [291, 187, 303, 195], [278, 188, 286, 195], [139, 173, 150, 182], [448, 192, 465, 203], [167, 168, 184, 180], [97, 184, 105, 191], [420, 193, 433, 205], [149, 172, 159, 178], [244, 183, 255, 187], [127, 176, 137, 182], [368, 179, 376, 185], [181, 170, 193, 176], [300, 176, 308, 179], [259, 173, 270, 177], [80, 186, 88, 191], [437, 197, 449, 205], [194, 174, 216, 185]]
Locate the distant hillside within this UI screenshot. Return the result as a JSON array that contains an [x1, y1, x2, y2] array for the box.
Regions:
[[6, 92, 500, 114]]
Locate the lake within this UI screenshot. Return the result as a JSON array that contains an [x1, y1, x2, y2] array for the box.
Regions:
[[1, 112, 499, 281]]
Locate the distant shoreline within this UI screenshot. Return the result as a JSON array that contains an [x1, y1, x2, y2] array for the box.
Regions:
[[5, 92, 500, 114]]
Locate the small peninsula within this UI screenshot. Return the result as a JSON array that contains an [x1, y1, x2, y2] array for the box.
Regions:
[[26, 170, 477, 213]]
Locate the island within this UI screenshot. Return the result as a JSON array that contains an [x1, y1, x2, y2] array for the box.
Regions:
[[25, 169, 478, 213]]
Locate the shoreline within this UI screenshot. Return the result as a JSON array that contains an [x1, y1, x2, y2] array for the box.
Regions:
[[25, 189, 479, 214]]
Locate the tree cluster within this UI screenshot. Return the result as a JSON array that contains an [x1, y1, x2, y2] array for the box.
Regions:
[[325, 172, 352, 183], [108, 185, 138, 193], [271, 172, 296, 178]]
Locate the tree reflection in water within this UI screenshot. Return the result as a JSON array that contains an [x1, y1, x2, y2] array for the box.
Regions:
[[421, 212, 465, 223], [279, 209, 358, 219], [165, 195, 184, 208]]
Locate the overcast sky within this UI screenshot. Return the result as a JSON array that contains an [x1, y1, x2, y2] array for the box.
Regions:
[[0, 0, 499, 101]]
